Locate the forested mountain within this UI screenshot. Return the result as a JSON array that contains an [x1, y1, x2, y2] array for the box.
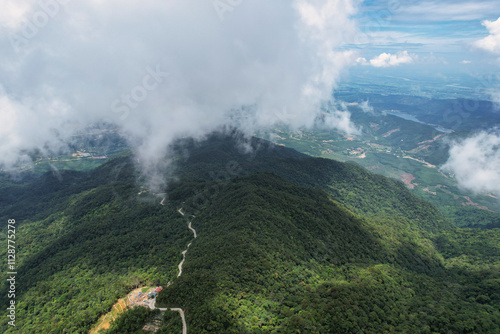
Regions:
[[0, 132, 498, 333], [169, 133, 450, 233], [269, 107, 500, 228], [158, 172, 499, 333]]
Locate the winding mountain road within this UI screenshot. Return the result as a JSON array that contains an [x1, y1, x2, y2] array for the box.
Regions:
[[188, 222, 197, 238], [171, 308, 187, 334], [153, 201, 196, 334], [177, 243, 191, 277], [156, 307, 187, 334]]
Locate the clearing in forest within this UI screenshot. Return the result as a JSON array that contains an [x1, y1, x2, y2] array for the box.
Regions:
[[89, 287, 156, 334]]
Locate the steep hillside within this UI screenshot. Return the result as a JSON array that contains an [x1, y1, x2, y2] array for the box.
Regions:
[[158, 172, 499, 333], [268, 122, 500, 227], [0, 157, 189, 333], [170, 133, 450, 233], [0, 133, 497, 333]]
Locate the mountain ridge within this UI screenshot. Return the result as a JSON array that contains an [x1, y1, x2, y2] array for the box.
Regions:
[[0, 132, 497, 333]]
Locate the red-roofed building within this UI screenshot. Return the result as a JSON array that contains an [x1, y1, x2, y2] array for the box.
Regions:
[[155, 286, 163, 292]]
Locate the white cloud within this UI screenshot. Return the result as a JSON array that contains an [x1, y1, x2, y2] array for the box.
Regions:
[[359, 100, 376, 115], [356, 57, 367, 65], [442, 129, 500, 195], [475, 17, 500, 106], [475, 17, 500, 55], [396, 1, 500, 22], [0, 0, 36, 30], [0, 0, 360, 187], [368, 51, 414, 68], [461, 60, 472, 64]]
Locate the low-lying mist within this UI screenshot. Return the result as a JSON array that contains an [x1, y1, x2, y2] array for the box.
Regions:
[[0, 0, 361, 190]]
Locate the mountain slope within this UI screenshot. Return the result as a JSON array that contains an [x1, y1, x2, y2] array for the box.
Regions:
[[169, 133, 450, 233], [0, 132, 497, 333], [0, 157, 189, 333], [158, 172, 499, 333]]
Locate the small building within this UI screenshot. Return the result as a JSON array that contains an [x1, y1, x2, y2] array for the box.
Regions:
[[155, 287, 163, 292]]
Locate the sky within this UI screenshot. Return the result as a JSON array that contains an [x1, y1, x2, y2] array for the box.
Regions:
[[349, 0, 500, 84], [355, 0, 500, 58], [0, 0, 499, 194]]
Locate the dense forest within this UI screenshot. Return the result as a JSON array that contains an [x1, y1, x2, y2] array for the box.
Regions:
[[0, 133, 498, 333], [157, 172, 499, 333]]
